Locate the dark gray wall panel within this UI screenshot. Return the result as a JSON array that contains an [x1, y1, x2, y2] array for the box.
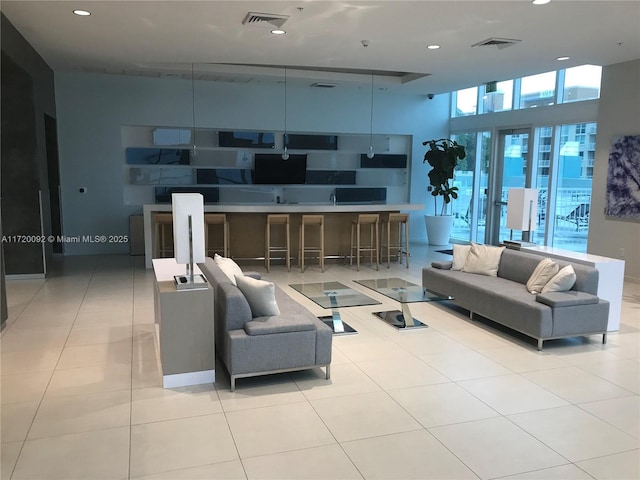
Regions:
[[1, 51, 44, 274]]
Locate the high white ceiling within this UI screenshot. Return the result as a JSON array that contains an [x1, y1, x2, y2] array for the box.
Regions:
[[2, 1, 639, 94]]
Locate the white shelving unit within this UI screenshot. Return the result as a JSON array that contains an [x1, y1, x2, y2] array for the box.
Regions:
[[122, 125, 412, 206]]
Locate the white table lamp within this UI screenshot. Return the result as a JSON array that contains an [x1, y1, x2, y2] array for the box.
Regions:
[[172, 193, 207, 290], [506, 188, 538, 242]]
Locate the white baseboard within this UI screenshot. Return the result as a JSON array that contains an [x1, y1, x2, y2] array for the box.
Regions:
[[163, 369, 215, 389]]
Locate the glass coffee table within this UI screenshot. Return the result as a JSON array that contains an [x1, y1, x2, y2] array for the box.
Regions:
[[354, 278, 453, 329], [289, 281, 381, 335]]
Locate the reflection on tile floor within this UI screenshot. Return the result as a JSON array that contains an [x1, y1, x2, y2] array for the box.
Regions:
[[1, 246, 639, 479]]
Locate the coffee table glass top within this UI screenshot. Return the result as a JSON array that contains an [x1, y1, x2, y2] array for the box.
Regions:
[[354, 278, 453, 303], [289, 281, 381, 309]]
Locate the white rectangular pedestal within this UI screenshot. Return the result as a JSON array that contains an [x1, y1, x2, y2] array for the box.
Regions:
[[153, 258, 215, 388]]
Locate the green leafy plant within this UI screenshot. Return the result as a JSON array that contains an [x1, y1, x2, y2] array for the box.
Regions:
[[423, 138, 466, 215]]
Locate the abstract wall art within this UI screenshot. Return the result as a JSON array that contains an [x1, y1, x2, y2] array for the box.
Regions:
[[605, 135, 640, 219]]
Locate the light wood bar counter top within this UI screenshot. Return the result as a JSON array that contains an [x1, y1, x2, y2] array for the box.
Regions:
[[144, 203, 423, 268]]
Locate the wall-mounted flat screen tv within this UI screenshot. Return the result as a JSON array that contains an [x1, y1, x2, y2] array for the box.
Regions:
[[285, 134, 338, 150], [253, 154, 307, 184], [218, 131, 275, 149]]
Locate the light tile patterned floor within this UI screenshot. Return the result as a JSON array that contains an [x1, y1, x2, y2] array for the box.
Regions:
[[1, 246, 639, 479]]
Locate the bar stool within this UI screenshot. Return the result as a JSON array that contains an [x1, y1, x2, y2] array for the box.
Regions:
[[381, 213, 410, 268], [153, 213, 174, 258], [204, 213, 229, 258], [265, 214, 290, 272], [298, 215, 324, 272], [350, 214, 380, 271]]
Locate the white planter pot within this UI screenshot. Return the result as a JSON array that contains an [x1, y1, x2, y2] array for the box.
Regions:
[[424, 215, 454, 246]]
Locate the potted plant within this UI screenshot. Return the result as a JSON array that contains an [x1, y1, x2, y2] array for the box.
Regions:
[[422, 138, 466, 245]]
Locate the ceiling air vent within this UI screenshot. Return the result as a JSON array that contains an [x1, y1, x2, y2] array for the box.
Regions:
[[242, 12, 289, 29], [471, 37, 521, 50], [310, 83, 338, 88]]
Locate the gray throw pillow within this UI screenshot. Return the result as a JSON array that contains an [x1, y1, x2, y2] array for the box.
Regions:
[[235, 274, 281, 317]]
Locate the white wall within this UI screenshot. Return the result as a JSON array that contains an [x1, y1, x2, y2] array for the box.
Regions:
[[55, 73, 448, 254], [589, 59, 640, 281]]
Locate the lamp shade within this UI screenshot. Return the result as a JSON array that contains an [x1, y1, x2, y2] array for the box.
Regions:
[[172, 193, 205, 265], [506, 188, 538, 231]]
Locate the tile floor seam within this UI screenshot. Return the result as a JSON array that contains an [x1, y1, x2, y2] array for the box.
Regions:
[[5, 260, 97, 480], [0, 278, 47, 337], [499, 410, 576, 467], [455, 372, 574, 415], [486, 462, 596, 480], [5, 249, 639, 480], [575, 365, 640, 394], [303, 394, 385, 480], [128, 261, 136, 480], [573, 399, 640, 440]]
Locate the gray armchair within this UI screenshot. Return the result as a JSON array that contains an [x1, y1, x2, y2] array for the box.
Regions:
[[198, 258, 332, 391]]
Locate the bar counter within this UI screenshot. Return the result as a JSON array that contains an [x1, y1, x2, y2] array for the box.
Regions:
[[143, 203, 423, 268]]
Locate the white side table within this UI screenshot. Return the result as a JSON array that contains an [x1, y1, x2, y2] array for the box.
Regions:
[[521, 246, 624, 331], [152, 258, 215, 388]]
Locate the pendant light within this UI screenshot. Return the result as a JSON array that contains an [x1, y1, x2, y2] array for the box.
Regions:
[[367, 70, 375, 159], [191, 63, 197, 157], [282, 66, 290, 160]]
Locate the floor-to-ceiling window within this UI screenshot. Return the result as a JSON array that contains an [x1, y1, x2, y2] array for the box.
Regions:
[[449, 65, 601, 252], [450, 131, 491, 243], [549, 122, 596, 251]]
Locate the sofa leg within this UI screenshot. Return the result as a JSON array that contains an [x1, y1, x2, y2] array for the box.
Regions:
[[537, 339, 544, 351], [469, 311, 474, 321], [230, 376, 236, 392], [603, 333, 607, 345], [325, 365, 331, 380]]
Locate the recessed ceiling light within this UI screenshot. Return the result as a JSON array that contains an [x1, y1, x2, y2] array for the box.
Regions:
[[557, 56, 570, 61], [271, 29, 286, 35], [532, 0, 551, 5], [73, 9, 91, 16], [427, 44, 441, 50]]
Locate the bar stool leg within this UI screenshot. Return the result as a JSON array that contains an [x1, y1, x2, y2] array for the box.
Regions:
[[265, 221, 270, 272], [299, 223, 305, 272], [286, 221, 290, 271], [356, 222, 361, 271], [375, 220, 379, 271], [320, 221, 324, 272], [387, 219, 392, 268], [404, 220, 409, 268], [350, 223, 354, 268]]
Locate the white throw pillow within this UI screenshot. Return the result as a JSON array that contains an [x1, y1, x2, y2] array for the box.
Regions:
[[526, 258, 559, 294], [213, 253, 243, 285], [451, 244, 471, 271], [235, 274, 280, 317], [462, 243, 505, 277], [541, 265, 577, 293]]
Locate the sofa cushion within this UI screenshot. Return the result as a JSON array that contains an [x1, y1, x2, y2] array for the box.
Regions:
[[462, 243, 505, 277], [526, 258, 559, 294], [541, 265, 576, 293], [235, 274, 280, 317], [536, 291, 599, 308], [244, 314, 316, 336], [452, 244, 471, 271], [214, 253, 243, 285]]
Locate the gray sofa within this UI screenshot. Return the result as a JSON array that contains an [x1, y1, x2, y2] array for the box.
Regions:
[[423, 248, 609, 350], [198, 258, 332, 391]]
